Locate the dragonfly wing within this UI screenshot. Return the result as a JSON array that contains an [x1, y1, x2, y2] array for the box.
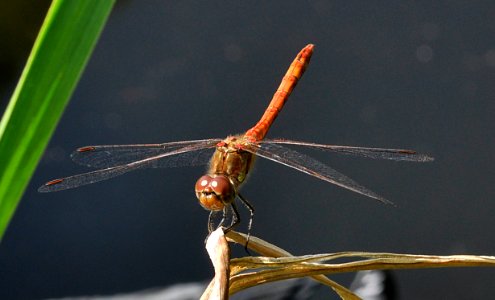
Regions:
[[71, 139, 220, 168], [247, 143, 393, 205], [39, 141, 218, 192], [261, 139, 434, 162], [39, 163, 149, 193]]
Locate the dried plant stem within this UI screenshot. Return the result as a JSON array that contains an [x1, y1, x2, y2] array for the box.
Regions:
[[201, 228, 230, 300], [225, 230, 359, 299], [199, 230, 495, 299]]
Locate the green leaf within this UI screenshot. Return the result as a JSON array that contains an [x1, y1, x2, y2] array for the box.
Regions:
[[0, 0, 115, 240]]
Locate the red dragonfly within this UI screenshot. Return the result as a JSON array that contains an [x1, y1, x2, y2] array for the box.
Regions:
[[39, 44, 433, 232]]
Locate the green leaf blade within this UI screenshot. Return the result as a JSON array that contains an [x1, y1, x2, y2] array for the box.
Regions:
[[0, 0, 116, 240]]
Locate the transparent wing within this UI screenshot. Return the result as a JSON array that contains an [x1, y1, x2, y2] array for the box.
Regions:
[[71, 139, 221, 168], [38, 141, 218, 193], [244, 143, 394, 205], [261, 139, 434, 162]]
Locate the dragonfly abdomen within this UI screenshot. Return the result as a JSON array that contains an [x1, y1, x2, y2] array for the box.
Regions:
[[244, 44, 314, 142]]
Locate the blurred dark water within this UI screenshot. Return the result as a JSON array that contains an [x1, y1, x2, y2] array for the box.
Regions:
[[1, 1, 495, 299]]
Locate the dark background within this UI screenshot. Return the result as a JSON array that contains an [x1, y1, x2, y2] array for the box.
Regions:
[[1, 1, 494, 299]]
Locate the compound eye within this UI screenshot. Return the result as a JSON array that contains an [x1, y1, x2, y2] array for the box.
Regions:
[[194, 175, 235, 211], [195, 175, 232, 196], [195, 175, 212, 194], [210, 176, 232, 196]]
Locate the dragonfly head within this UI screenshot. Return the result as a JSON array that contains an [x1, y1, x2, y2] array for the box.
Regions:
[[195, 174, 235, 211]]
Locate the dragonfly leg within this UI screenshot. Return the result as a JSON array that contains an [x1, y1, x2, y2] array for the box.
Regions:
[[218, 206, 230, 229], [207, 211, 216, 233], [207, 205, 237, 233], [205, 210, 219, 244], [222, 203, 240, 233], [238, 193, 255, 251], [205, 209, 228, 244]]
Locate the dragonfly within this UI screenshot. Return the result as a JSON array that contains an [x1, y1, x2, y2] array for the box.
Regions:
[[39, 44, 433, 233]]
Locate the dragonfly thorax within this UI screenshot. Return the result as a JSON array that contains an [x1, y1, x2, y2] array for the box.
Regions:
[[209, 136, 256, 185], [195, 174, 236, 211]]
